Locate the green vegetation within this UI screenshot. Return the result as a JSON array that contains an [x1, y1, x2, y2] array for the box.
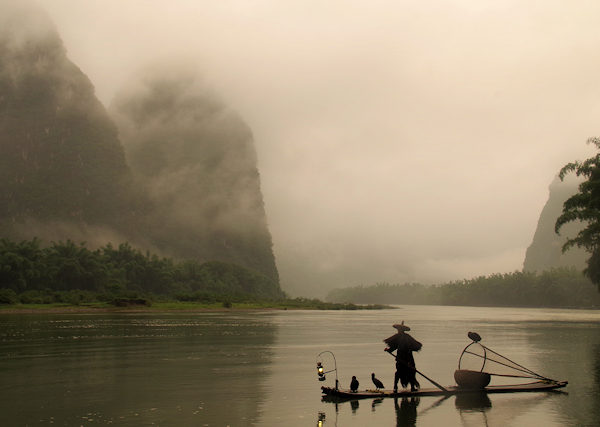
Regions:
[[0, 238, 280, 300], [556, 137, 600, 291], [326, 268, 600, 308], [0, 238, 390, 311], [0, 300, 390, 312], [1, 15, 279, 286]]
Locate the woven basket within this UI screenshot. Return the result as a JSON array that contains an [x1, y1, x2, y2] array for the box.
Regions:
[[454, 369, 491, 389]]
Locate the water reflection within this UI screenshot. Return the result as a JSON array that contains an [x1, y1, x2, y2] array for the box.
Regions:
[[460, 393, 553, 427], [592, 343, 600, 423], [454, 393, 492, 411], [419, 394, 450, 416], [525, 321, 600, 426], [317, 411, 327, 426], [317, 400, 339, 426], [0, 313, 278, 426], [3, 307, 598, 426], [320, 389, 558, 427], [320, 393, 435, 426], [394, 396, 419, 427], [454, 393, 492, 427], [371, 397, 384, 411]]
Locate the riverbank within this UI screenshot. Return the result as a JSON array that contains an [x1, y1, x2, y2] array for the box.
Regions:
[[0, 300, 394, 314], [326, 269, 600, 309]]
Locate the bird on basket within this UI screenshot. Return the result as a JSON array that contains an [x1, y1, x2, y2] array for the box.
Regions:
[[371, 373, 384, 391], [350, 376, 359, 392], [468, 331, 482, 342]]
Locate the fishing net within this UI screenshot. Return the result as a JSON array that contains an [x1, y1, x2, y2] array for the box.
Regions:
[[457, 332, 555, 383]]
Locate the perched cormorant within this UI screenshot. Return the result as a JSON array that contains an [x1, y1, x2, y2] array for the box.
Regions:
[[350, 375, 359, 392], [468, 331, 482, 342], [371, 373, 384, 390]]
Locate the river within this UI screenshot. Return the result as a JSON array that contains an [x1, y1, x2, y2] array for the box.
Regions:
[[0, 305, 598, 426]]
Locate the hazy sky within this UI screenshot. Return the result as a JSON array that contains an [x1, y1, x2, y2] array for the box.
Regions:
[[36, 0, 600, 296]]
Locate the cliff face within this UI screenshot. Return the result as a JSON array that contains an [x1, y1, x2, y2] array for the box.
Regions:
[[523, 177, 588, 272], [0, 1, 279, 286], [109, 71, 279, 282], [0, 1, 137, 242]]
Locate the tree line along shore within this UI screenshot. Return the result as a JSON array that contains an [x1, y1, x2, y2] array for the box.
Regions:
[[326, 268, 600, 309], [0, 238, 388, 311], [1, 239, 599, 311]]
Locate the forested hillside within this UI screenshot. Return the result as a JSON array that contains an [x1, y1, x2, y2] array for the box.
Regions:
[[0, 2, 137, 240], [0, 2, 280, 295], [110, 69, 278, 282]]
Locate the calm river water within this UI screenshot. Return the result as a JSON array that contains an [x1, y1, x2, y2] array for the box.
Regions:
[[0, 306, 599, 426]]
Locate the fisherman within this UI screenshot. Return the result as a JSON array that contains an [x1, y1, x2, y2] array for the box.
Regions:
[[384, 321, 422, 392]]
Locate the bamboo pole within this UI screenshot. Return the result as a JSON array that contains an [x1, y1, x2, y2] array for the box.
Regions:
[[386, 350, 449, 393]]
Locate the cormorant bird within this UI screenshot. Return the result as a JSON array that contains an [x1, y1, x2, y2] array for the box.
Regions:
[[468, 331, 482, 342], [371, 373, 384, 390], [350, 375, 359, 392]]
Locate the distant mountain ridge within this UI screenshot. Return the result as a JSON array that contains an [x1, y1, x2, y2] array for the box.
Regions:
[[0, 1, 279, 290], [523, 176, 587, 272]]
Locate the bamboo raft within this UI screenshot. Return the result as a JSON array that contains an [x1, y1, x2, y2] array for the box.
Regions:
[[317, 331, 568, 401], [321, 380, 568, 400]]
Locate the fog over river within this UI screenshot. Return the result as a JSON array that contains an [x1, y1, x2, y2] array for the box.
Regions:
[[34, 0, 600, 295]]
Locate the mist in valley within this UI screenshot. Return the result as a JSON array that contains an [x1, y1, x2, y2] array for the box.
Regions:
[[14, 0, 600, 296], [110, 64, 278, 280], [0, 0, 278, 285]]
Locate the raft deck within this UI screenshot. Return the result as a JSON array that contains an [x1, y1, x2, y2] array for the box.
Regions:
[[321, 380, 568, 400]]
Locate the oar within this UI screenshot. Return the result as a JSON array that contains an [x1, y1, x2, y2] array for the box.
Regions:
[[386, 350, 449, 393]]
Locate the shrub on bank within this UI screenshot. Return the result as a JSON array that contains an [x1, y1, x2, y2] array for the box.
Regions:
[[0, 288, 18, 304]]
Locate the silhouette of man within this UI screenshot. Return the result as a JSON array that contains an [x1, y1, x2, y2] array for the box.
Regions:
[[384, 321, 422, 392]]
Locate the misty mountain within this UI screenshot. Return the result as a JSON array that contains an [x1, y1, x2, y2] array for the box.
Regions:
[[0, 1, 138, 243], [0, 1, 279, 289], [109, 69, 279, 282], [523, 176, 587, 272]]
